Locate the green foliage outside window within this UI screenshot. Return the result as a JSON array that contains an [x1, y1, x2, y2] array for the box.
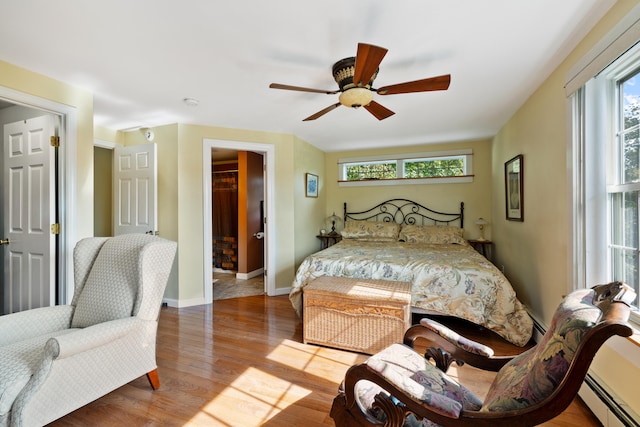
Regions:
[[404, 158, 464, 178], [345, 162, 396, 180], [344, 157, 465, 181], [610, 73, 640, 299], [623, 76, 640, 183]]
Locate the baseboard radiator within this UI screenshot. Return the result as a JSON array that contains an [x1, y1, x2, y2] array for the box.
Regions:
[[530, 317, 640, 427]]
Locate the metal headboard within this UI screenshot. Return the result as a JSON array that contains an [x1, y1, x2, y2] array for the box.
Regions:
[[343, 199, 464, 228]]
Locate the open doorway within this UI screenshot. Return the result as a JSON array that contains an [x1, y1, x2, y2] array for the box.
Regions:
[[211, 148, 264, 300], [202, 138, 276, 304]]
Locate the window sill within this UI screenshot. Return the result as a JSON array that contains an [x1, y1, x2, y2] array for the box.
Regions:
[[627, 329, 640, 349], [338, 175, 474, 187]]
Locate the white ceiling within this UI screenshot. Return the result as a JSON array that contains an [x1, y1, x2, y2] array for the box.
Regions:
[[0, 0, 614, 152]]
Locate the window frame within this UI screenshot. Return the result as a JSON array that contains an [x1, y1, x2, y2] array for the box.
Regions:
[[337, 149, 473, 187], [573, 42, 640, 325]]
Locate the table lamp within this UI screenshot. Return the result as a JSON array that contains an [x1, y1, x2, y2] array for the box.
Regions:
[[476, 217, 489, 241], [326, 212, 343, 236]]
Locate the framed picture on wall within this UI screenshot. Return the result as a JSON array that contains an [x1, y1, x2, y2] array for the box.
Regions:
[[306, 173, 318, 198], [505, 155, 524, 221]]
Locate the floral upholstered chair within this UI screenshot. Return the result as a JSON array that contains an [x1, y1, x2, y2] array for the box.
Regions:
[[0, 234, 177, 427], [331, 282, 636, 427]]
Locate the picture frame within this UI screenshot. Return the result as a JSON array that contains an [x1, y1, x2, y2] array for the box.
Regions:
[[505, 155, 524, 221], [305, 173, 318, 198]]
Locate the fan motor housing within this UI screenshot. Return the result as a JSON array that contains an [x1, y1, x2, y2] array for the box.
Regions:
[[332, 57, 378, 91]]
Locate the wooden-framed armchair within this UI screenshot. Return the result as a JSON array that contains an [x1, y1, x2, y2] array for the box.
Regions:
[[330, 282, 636, 427], [0, 234, 177, 427]]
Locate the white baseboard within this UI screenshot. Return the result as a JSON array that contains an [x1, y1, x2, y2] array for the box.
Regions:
[[236, 268, 263, 280], [270, 286, 291, 296]]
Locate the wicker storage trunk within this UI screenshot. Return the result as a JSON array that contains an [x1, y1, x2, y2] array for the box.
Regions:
[[303, 276, 412, 354]]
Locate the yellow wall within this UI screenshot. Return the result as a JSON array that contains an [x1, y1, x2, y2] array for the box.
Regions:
[[168, 125, 319, 301], [119, 124, 321, 302], [491, 0, 640, 414], [94, 125, 124, 145], [93, 147, 112, 236], [324, 139, 493, 241], [0, 60, 94, 239], [294, 139, 326, 266]]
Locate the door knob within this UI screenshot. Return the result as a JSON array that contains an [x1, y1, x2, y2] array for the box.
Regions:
[[253, 232, 265, 240], [0, 238, 10, 245]]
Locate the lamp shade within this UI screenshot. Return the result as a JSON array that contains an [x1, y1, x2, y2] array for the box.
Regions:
[[476, 218, 489, 226]]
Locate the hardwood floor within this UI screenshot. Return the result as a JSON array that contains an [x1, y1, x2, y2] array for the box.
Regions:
[[50, 295, 601, 426]]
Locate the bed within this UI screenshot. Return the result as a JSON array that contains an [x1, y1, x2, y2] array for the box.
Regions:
[[289, 199, 533, 347]]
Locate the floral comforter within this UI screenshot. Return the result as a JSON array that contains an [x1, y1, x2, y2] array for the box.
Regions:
[[290, 239, 533, 346]]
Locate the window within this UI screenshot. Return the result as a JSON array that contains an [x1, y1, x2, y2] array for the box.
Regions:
[[573, 43, 640, 317], [609, 71, 640, 296], [338, 150, 473, 186], [404, 157, 465, 178], [344, 160, 397, 180]]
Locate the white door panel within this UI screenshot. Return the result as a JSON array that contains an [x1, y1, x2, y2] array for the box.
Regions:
[[2, 115, 56, 314], [113, 143, 157, 235]]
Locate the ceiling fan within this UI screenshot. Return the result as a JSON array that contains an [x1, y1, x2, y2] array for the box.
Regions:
[[269, 43, 451, 121]]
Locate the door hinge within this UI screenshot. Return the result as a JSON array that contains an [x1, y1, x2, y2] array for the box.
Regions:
[[50, 136, 60, 147], [51, 223, 61, 235]]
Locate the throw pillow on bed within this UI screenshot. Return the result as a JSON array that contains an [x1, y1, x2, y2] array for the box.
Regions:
[[398, 225, 466, 245], [341, 220, 400, 241]]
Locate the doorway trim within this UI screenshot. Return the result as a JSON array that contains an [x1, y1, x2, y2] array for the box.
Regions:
[[0, 85, 78, 305], [202, 138, 276, 303]]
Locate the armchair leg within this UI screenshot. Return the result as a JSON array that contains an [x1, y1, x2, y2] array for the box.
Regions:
[[146, 369, 160, 390]]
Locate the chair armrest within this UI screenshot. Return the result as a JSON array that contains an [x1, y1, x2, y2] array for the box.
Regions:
[[419, 318, 495, 357], [339, 363, 466, 427], [0, 305, 74, 346], [45, 317, 150, 360], [366, 358, 463, 418], [403, 319, 514, 372]]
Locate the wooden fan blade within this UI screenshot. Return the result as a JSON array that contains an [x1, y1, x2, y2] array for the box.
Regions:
[[269, 83, 338, 95], [303, 103, 341, 121], [376, 74, 451, 95], [353, 43, 388, 87], [364, 101, 395, 120]]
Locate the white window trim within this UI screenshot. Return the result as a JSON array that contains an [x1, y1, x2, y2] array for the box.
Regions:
[[565, 1, 640, 96], [568, 17, 640, 324], [338, 149, 473, 186]]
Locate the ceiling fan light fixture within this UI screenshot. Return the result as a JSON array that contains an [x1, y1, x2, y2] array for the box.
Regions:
[[268, 43, 450, 121], [332, 56, 378, 91], [339, 87, 374, 108]]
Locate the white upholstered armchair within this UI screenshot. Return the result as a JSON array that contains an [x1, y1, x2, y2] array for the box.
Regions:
[[0, 234, 177, 427]]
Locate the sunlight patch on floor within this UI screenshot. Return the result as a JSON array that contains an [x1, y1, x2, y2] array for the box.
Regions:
[[195, 366, 311, 426], [185, 339, 367, 426], [266, 338, 366, 375]]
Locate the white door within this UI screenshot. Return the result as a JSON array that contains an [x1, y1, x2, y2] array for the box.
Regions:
[[113, 143, 158, 236], [2, 115, 57, 314]]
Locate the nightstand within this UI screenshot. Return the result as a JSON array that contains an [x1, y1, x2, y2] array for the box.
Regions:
[[317, 234, 342, 250], [468, 239, 492, 260]]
